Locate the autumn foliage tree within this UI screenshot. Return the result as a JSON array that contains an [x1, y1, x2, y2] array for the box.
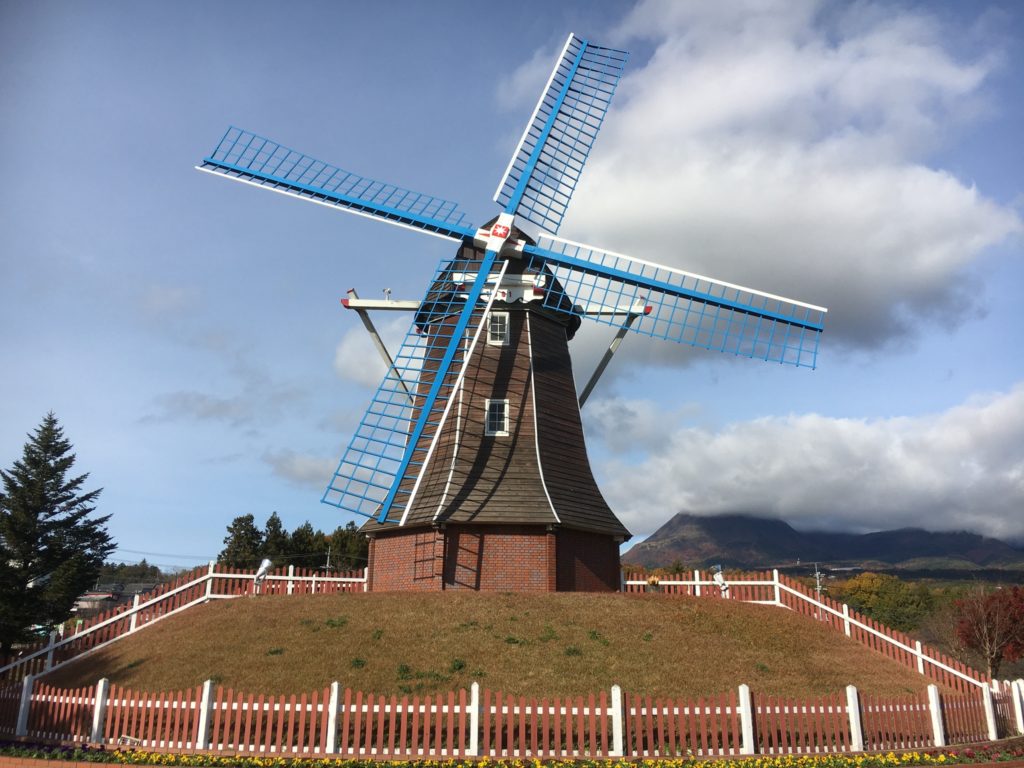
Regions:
[[954, 586, 1024, 678]]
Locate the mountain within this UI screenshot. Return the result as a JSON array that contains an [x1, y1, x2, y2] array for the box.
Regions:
[[622, 513, 1024, 571]]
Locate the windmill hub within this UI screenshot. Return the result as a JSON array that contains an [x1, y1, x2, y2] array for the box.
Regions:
[[199, 33, 826, 593]]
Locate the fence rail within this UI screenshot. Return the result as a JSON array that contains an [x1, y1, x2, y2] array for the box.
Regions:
[[0, 566, 1002, 703], [2, 678, 1022, 759], [0, 565, 367, 684], [623, 569, 992, 693]]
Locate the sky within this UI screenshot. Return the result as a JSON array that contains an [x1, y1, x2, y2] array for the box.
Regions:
[[1, 0, 1022, 571]]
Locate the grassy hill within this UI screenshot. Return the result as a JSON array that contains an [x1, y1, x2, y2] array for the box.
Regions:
[[47, 592, 938, 698]]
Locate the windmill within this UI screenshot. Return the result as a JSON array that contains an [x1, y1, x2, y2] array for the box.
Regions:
[[198, 34, 826, 592]]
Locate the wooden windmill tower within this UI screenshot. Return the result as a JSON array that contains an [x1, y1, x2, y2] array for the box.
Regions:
[[198, 35, 827, 592]]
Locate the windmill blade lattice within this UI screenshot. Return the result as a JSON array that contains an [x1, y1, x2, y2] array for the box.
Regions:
[[199, 127, 477, 241], [494, 34, 627, 234], [322, 250, 507, 523], [522, 235, 826, 368]]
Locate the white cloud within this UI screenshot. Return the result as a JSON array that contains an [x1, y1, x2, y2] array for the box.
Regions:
[[520, 0, 1024, 363], [588, 383, 1024, 541], [263, 449, 335, 490], [333, 315, 410, 388]]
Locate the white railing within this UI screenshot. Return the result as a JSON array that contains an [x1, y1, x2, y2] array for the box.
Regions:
[[622, 568, 991, 692], [0, 564, 368, 682]]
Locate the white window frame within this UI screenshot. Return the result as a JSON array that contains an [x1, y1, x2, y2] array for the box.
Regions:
[[484, 398, 510, 437], [487, 311, 510, 346]]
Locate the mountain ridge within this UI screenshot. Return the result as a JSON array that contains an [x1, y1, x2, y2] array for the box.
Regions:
[[622, 512, 1024, 571]]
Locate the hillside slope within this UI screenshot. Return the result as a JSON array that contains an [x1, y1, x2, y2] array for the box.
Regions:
[[47, 592, 935, 698], [623, 513, 1024, 570]]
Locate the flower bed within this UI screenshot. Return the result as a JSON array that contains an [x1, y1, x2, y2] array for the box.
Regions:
[[1, 740, 1023, 768]]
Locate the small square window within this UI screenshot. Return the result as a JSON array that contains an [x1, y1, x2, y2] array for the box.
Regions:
[[485, 399, 509, 436], [487, 312, 509, 346]]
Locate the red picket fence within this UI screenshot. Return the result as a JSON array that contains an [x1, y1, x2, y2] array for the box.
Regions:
[[860, 691, 934, 751], [210, 686, 331, 754], [104, 683, 201, 749], [993, 689, 1017, 739], [754, 692, 851, 754], [26, 682, 95, 742], [0, 683, 19, 736], [481, 690, 611, 759], [339, 689, 471, 758], [623, 570, 990, 695], [0, 566, 367, 684], [941, 693, 990, 744], [0, 680, 1017, 758], [625, 690, 740, 758]]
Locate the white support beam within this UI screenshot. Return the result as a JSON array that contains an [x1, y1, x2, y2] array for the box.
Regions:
[[90, 678, 110, 743], [927, 684, 945, 747], [982, 685, 999, 740], [195, 679, 214, 749], [738, 684, 755, 755], [610, 684, 624, 757], [326, 681, 340, 753], [846, 685, 864, 752]]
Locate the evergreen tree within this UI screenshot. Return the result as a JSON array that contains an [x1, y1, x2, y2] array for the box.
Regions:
[[288, 522, 320, 569], [0, 413, 114, 654], [328, 522, 368, 570], [218, 514, 263, 567], [261, 512, 290, 561]]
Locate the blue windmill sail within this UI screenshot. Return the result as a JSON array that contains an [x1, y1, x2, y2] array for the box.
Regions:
[[322, 252, 509, 523], [494, 35, 628, 234], [522, 235, 826, 369], [199, 127, 477, 241]]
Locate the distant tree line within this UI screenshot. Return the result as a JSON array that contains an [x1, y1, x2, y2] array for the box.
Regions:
[[218, 512, 367, 571], [96, 559, 169, 585]]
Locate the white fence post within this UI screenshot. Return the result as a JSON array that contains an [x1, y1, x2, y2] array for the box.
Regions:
[[326, 681, 340, 753], [44, 631, 56, 670], [927, 684, 945, 747], [90, 678, 110, 743], [194, 679, 214, 750], [205, 561, 215, 600], [738, 684, 755, 755], [363, 567, 369, 592], [15, 674, 34, 737], [772, 569, 781, 606], [128, 594, 141, 632], [610, 684, 624, 757], [287, 565, 295, 595], [469, 682, 481, 757], [1012, 679, 1024, 736], [693, 569, 701, 597], [846, 685, 864, 752], [915, 640, 925, 674], [842, 604, 851, 636], [981, 684, 999, 740]]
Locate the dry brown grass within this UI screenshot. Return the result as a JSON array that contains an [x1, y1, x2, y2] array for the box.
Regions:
[[45, 592, 936, 698]]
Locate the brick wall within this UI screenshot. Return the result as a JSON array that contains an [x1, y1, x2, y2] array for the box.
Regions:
[[368, 525, 619, 592], [556, 528, 621, 592]]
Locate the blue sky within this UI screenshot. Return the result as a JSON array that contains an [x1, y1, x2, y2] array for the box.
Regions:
[[2, 0, 1022, 570]]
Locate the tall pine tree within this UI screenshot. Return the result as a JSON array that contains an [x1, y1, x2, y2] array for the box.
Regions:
[[0, 413, 114, 654]]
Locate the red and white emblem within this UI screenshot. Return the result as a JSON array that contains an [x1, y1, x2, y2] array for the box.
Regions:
[[490, 223, 510, 239]]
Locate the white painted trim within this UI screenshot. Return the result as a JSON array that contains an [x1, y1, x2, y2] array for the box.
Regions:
[[196, 166, 464, 244], [432, 348, 465, 523], [492, 33, 576, 204], [486, 311, 510, 346], [537, 231, 829, 313], [483, 398, 510, 436], [525, 313, 560, 525]]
